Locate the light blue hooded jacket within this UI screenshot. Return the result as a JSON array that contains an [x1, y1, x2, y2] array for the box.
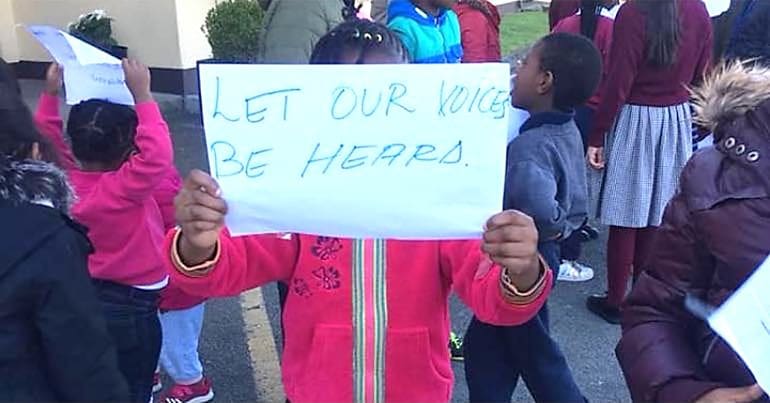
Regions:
[[387, 0, 464, 63]]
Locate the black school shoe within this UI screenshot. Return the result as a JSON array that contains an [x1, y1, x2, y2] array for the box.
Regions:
[[586, 294, 621, 325], [580, 224, 600, 240]]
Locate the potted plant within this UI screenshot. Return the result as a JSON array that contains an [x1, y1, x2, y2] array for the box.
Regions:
[[68, 9, 128, 59], [201, 0, 263, 63]]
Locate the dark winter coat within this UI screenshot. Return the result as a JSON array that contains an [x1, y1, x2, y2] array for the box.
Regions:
[[725, 0, 770, 65], [616, 63, 770, 402], [0, 157, 128, 402], [259, 0, 345, 63]]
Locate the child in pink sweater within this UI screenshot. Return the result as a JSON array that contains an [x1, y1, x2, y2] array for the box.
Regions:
[[37, 61, 172, 403], [166, 17, 552, 403], [152, 171, 215, 403]]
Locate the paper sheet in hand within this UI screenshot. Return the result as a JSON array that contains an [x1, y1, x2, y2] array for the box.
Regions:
[[703, 0, 730, 17], [25, 25, 133, 106], [708, 255, 770, 392], [199, 63, 510, 239]]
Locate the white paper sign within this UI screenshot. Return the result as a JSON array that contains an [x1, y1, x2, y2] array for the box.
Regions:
[[508, 105, 529, 143], [709, 255, 770, 392], [703, 0, 730, 17], [199, 63, 510, 239], [25, 25, 133, 106]]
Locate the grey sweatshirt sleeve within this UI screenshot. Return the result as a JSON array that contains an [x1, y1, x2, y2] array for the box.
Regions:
[[504, 159, 569, 241]]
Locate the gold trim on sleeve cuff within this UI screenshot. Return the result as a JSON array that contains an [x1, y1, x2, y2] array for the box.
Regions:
[[499, 256, 548, 305], [170, 228, 220, 277]]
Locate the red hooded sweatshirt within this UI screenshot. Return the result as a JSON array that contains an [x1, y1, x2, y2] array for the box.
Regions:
[[453, 1, 502, 62]]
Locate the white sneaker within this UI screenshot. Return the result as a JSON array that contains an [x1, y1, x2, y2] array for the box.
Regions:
[[558, 260, 595, 282]]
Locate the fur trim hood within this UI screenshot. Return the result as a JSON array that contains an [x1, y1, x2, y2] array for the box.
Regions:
[[691, 61, 770, 134], [0, 156, 74, 214]]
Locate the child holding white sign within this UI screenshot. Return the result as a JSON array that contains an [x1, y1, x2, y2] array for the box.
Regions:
[[35, 61, 173, 403], [166, 18, 551, 403]]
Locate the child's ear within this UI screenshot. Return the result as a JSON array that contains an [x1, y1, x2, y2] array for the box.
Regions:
[[537, 70, 554, 96], [30, 142, 42, 161]]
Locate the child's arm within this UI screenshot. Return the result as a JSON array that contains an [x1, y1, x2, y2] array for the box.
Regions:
[[387, 18, 417, 61], [166, 169, 297, 298], [459, 11, 491, 62], [110, 60, 174, 199], [153, 168, 183, 231], [505, 160, 568, 241], [442, 212, 553, 326], [34, 64, 77, 170], [588, 4, 645, 148], [691, 22, 713, 88], [166, 229, 298, 298]]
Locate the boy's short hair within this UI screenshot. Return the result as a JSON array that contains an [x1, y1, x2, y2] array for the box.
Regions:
[[538, 32, 602, 110]]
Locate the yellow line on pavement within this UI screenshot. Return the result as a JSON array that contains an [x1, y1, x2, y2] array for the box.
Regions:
[[240, 287, 285, 402]]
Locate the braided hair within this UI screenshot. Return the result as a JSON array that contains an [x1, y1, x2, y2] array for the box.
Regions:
[[310, 0, 408, 64], [66, 99, 138, 166]]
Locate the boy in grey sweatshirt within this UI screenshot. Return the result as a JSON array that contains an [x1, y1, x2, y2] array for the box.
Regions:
[[463, 33, 602, 403]]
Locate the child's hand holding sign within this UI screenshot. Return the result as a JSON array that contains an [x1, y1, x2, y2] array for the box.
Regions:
[[175, 169, 544, 292]]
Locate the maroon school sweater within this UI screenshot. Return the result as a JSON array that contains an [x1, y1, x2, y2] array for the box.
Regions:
[[589, 0, 712, 147]]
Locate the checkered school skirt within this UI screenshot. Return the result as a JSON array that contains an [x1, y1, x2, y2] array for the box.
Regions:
[[589, 103, 692, 228]]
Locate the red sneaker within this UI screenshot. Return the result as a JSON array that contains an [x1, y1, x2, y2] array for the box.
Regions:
[[161, 378, 214, 403], [152, 372, 163, 394]]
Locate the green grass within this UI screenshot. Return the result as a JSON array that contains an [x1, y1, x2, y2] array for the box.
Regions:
[[500, 11, 549, 57]]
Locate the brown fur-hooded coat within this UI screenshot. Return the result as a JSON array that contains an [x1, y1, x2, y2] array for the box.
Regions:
[[616, 61, 770, 402]]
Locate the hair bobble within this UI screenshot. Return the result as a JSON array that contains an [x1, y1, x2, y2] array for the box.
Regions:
[[352, 28, 361, 38], [363, 32, 373, 41], [375, 33, 383, 43]]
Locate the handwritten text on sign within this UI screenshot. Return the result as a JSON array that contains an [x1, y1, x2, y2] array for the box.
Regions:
[[199, 64, 510, 239]]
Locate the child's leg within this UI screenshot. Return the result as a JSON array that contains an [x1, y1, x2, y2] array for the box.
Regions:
[[606, 226, 637, 308], [513, 241, 584, 401], [159, 303, 206, 385], [632, 226, 658, 281], [560, 231, 582, 262], [464, 317, 520, 403], [515, 307, 584, 403], [94, 281, 162, 403]]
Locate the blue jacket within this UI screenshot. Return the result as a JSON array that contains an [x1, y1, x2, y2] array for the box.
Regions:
[[387, 0, 463, 63]]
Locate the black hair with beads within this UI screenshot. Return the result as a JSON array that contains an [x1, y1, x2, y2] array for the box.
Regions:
[[66, 99, 138, 165], [309, 0, 409, 64]]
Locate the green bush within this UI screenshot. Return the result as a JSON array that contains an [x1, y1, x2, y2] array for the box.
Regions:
[[68, 9, 119, 49], [203, 0, 263, 62]]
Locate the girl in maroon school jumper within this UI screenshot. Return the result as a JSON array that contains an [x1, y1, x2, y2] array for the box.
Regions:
[[585, 0, 713, 324]]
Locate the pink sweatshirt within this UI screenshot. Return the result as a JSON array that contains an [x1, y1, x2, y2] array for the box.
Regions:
[[166, 232, 552, 402], [36, 93, 173, 286]]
